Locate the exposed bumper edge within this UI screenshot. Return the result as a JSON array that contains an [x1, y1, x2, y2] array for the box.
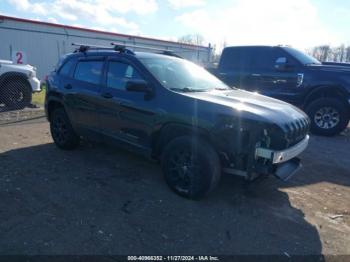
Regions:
[[256, 135, 309, 164], [274, 158, 302, 181], [29, 77, 41, 92]]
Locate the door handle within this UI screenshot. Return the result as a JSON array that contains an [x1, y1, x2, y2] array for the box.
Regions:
[[64, 84, 72, 89], [101, 92, 113, 99], [273, 79, 287, 84], [251, 73, 261, 77]]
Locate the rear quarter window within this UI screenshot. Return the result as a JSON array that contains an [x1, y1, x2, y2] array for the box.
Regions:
[[58, 59, 75, 76]]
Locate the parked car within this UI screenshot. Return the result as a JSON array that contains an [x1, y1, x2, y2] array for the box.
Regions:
[[0, 59, 41, 109], [45, 44, 310, 199], [209, 46, 350, 136]]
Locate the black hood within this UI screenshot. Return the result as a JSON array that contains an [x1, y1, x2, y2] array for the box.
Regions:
[[308, 64, 350, 74], [182, 89, 308, 126]]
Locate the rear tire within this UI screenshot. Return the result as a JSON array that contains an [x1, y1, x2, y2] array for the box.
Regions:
[[50, 107, 80, 150], [306, 98, 349, 136], [2, 80, 32, 109], [161, 136, 221, 199]]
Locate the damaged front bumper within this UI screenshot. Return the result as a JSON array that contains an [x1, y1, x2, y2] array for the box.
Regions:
[[223, 135, 309, 181], [255, 135, 309, 164], [255, 135, 309, 180]]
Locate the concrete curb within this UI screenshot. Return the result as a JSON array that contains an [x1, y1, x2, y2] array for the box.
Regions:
[[0, 107, 45, 124]]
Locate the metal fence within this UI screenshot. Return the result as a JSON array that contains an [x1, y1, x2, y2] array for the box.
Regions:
[[0, 76, 45, 123]]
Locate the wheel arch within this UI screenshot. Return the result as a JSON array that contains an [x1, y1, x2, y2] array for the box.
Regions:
[[46, 98, 65, 122], [151, 122, 215, 159], [303, 85, 349, 109]]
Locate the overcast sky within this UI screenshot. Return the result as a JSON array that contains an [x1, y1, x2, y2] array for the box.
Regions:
[[1, 0, 349, 50]]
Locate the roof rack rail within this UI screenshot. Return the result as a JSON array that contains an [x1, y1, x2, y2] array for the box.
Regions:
[[71, 42, 182, 58], [71, 43, 135, 55], [110, 42, 183, 58], [111, 42, 172, 52]]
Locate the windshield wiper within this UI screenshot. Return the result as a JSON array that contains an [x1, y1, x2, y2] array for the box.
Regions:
[[169, 87, 208, 92], [214, 87, 231, 90]]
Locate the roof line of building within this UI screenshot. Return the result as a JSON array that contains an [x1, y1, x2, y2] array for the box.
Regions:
[[0, 15, 209, 50]]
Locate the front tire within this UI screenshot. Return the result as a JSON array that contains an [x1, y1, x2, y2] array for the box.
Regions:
[[161, 136, 221, 199], [50, 107, 80, 150], [306, 98, 349, 136]]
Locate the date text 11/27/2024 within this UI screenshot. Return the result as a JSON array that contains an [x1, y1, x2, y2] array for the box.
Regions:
[[127, 256, 219, 261]]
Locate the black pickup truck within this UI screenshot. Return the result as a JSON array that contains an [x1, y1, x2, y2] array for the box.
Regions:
[[209, 46, 350, 136]]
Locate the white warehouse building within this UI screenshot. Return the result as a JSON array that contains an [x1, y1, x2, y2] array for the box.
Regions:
[[0, 15, 212, 79]]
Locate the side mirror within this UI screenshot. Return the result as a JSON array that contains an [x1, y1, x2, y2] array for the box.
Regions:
[[125, 80, 151, 93]]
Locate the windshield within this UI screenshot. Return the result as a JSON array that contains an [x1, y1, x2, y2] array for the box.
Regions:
[[139, 56, 231, 92], [282, 47, 321, 65]]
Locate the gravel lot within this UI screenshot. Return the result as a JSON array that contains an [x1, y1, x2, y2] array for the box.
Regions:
[[0, 117, 349, 256]]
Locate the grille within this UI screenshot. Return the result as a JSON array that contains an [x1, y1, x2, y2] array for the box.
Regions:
[[284, 117, 310, 146]]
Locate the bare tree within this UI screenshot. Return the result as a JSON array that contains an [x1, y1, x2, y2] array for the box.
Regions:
[[346, 46, 350, 62], [338, 44, 346, 62], [320, 45, 331, 61], [210, 40, 227, 63], [178, 34, 205, 46], [309, 44, 350, 62]]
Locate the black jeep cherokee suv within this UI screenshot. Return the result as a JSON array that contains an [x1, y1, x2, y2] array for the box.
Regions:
[[45, 45, 310, 199]]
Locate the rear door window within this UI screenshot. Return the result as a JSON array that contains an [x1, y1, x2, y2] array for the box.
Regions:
[[74, 60, 104, 85], [219, 47, 253, 70]]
